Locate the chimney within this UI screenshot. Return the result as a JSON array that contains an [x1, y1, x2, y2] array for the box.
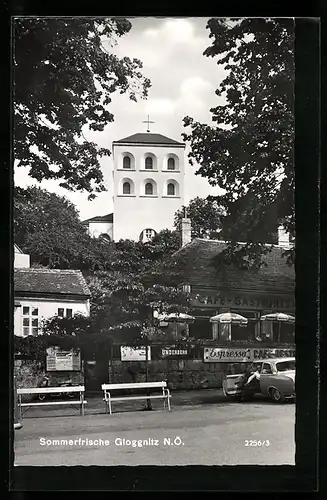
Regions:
[[181, 217, 191, 247], [277, 226, 290, 249]]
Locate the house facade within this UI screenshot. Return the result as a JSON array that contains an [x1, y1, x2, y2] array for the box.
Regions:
[[82, 213, 113, 241], [14, 268, 91, 337], [170, 234, 295, 345]]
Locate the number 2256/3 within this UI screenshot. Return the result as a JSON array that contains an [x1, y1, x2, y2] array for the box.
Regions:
[[245, 440, 270, 447]]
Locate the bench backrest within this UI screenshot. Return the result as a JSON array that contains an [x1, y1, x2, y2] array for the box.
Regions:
[[17, 386, 85, 395], [102, 382, 167, 391]]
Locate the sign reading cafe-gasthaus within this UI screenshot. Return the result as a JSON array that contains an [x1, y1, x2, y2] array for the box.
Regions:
[[204, 347, 296, 363]]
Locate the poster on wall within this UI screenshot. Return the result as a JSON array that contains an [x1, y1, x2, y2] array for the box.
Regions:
[[204, 347, 295, 363], [46, 347, 81, 371], [120, 346, 151, 361]]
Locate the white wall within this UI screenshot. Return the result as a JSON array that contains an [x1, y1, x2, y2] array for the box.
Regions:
[[14, 253, 30, 268], [113, 143, 185, 241], [14, 297, 90, 337], [88, 222, 113, 240]]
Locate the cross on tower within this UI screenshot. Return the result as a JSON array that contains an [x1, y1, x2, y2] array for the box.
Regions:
[[142, 115, 155, 133]]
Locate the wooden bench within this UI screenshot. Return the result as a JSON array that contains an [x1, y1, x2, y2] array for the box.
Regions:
[[101, 381, 171, 415], [17, 386, 87, 418]]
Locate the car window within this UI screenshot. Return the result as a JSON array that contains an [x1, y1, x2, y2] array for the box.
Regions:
[[276, 360, 296, 372], [261, 363, 273, 374]]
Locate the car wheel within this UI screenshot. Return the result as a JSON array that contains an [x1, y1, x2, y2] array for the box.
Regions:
[[270, 388, 285, 403]]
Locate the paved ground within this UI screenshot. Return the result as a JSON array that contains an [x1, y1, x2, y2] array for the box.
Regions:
[[14, 389, 295, 466]]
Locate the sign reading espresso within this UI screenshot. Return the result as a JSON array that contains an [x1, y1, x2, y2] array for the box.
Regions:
[[204, 347, 296, 363], [191, 291, 295, 311]]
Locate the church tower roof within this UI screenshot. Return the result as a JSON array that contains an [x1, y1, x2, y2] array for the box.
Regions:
[[113, 133, 185, 146]]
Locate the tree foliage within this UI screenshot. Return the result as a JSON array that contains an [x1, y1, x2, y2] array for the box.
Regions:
[[14, 186, 115, 270], [182, 18, 294, 267], [14, 18, 151, 198], [174, 197, 223, 239]]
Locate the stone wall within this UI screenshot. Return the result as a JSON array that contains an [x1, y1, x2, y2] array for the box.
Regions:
[[109, 360, 247, 390], [14, 358, 84, 401]]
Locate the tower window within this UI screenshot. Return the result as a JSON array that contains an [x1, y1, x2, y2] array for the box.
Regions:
[[167, 158, 175, 170], [167, 183, 175, 196], [145, 157, 153, 170], [123, 182, 131, 194], [123, 156, 131, 169], [145, 182, 153, 195]]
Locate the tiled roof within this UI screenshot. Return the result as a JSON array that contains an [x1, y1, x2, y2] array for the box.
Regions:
[[82, 213, 113, 224], [14, 268, 91, 297], [113, 133, 185, 146], [171, 239, 295, 294]]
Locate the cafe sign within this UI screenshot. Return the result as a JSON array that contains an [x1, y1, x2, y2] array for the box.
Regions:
[[204, 347, 296, 363], [192, 291, 294, 311]]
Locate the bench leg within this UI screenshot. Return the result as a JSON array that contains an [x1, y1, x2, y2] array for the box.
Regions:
[[80, 393, 85, 416], [108, 395, 112, 415], [166, 389, 171, 411], [18, 395, 22, 420]]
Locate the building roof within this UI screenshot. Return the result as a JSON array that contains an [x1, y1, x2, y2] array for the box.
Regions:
[[14, 268, 91, 297], [82, 213, 113, 224], [170, 239, 295, 294], [113, 133, 185, 146]]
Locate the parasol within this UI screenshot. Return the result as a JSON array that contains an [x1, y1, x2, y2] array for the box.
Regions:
[[209, 312, 248, 325], [260, 312, 295, 342], [157, 312, 195, 337]]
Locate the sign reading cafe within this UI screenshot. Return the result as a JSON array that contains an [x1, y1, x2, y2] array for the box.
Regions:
[[192, 291, 295, 311], [204, 347, 296, 363]]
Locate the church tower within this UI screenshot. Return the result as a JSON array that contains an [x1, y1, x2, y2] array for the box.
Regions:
[[112, 124, 186, 242]]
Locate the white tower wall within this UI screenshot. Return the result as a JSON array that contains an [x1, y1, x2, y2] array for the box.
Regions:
[[112, 141, 185, 241]]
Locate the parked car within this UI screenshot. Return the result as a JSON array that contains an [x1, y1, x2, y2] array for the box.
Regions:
[[222, 357, 295, 404]]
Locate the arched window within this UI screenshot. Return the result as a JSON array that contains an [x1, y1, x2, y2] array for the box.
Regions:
[[167, 157, 175, 170], [145, 157, 153, 170], [167, 183, 175, 196], [145, 182, 153, 195], [123, 182, 131, 194], [139, 228, 157, 242], [99, 233, 111, 243], [123, 156, 131, 169]]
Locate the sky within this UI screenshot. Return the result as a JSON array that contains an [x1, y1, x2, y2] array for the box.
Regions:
[[15, 17, 226, 222]]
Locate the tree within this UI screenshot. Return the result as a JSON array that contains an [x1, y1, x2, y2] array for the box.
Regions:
[[174, 197, 223, 239], [182, 18, 295, 267], [14, 186, 115, 270], [14, 18, 151, 198]]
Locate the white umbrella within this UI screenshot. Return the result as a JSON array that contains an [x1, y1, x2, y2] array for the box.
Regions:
[[158, 312, 195, 323], [157, 312, 195, 337], [260, 313, 295, 322], [209, 312, 248, 325], [260, 312, 295, 342]]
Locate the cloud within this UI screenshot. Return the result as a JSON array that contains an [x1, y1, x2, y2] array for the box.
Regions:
[[161, 19, 194, 43], [180, 76, 212, 95], [145, 98, 175, 115], [143, 28, 159, 38]]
